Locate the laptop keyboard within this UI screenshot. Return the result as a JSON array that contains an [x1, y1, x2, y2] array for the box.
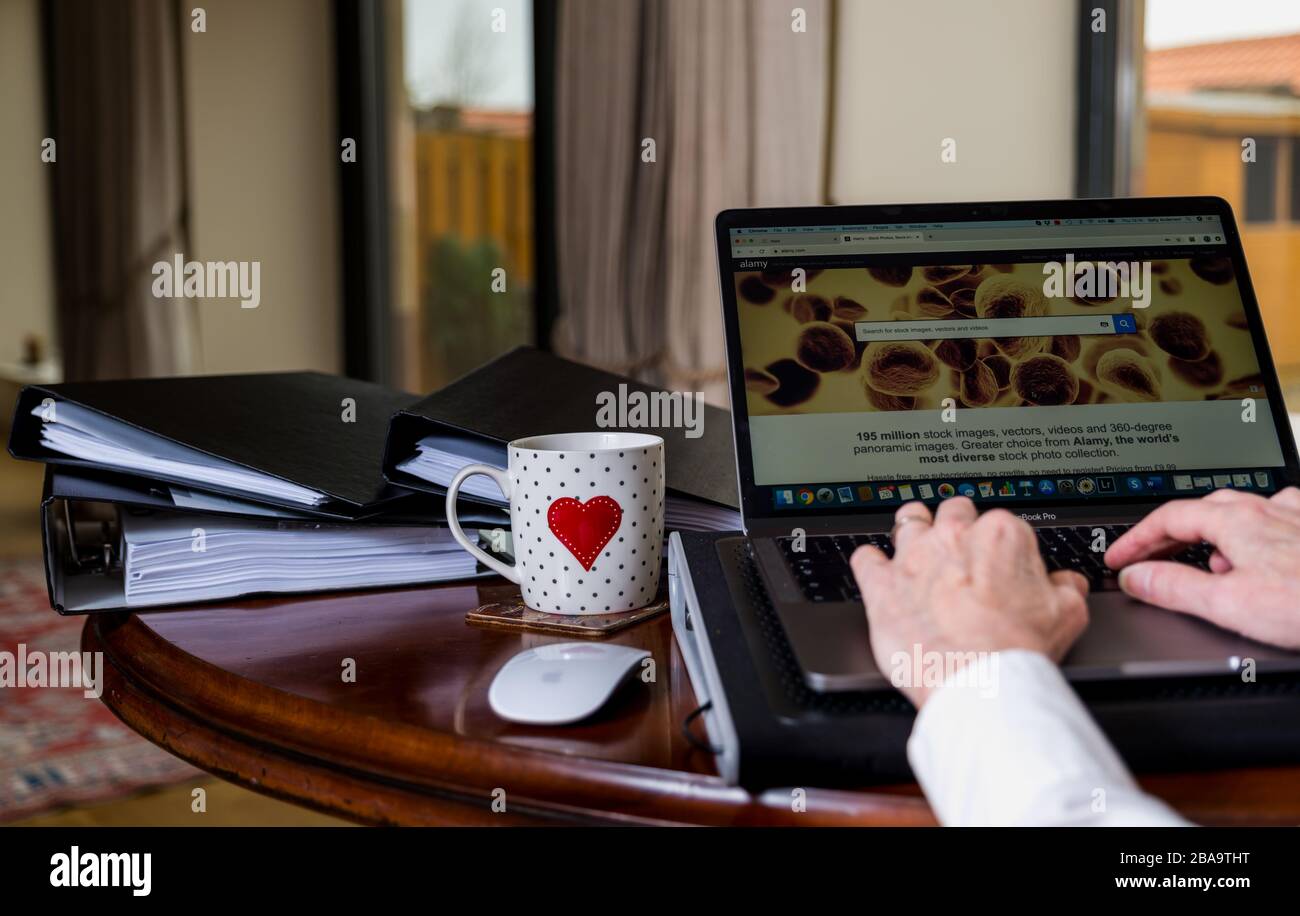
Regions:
[[778, 525, 1215, 603]]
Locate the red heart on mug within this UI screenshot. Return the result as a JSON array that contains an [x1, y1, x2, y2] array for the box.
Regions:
[[546, 496, 623, 571]]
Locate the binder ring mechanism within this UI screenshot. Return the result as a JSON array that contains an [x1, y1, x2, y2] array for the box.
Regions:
[[62, 501, 117, 571]]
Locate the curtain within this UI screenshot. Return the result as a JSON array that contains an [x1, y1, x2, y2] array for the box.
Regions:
[[47, 0, 198, 381], [553, 0, 829, 402]]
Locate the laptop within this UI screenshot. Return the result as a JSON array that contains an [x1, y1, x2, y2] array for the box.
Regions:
[[714, 196, 1300, 692]]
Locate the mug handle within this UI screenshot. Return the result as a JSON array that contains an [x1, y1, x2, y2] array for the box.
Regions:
[[445, 463, 518, 583]]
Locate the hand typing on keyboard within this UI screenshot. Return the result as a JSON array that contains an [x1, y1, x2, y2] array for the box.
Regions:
[[865, 488, 1300, 826], [1105, 487, 1300, 651], [849, 496, 1090, 708]]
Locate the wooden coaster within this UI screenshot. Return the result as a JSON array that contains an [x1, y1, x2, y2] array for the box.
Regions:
[[467, 593, 668, 638]]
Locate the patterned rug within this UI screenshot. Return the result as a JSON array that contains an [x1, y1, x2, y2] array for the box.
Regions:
[[0, 559, 198, 823]]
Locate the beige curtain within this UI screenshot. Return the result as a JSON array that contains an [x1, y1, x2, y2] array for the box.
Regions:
[[553, 0, 829, 402], [48, 0, 198, 381]]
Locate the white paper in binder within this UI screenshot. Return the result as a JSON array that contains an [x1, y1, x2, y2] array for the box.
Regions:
[[121, 512, 488, 607]]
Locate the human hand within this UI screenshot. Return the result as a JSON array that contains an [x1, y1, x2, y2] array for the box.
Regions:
[[849, 497, 1090, 707], [1104, 487, 1300, 650]]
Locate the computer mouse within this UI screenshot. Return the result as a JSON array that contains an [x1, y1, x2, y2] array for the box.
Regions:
[[488, 642, 651, 725]]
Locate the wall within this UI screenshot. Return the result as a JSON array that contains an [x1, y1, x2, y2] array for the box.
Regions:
[[182, 0, 341, 374], [0, 0, 56, 367], [829, 0, 1078, 203]]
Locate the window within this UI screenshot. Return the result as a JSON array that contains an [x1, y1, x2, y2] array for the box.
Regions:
[[1289, 137, 1300, 222], [399, 0, 535, 391], [1244, 136, 1279, 223]]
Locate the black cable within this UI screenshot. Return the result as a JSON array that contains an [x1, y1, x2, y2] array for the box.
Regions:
[[682, 701, 723, 755]]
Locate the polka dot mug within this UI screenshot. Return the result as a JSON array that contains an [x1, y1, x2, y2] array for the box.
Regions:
[[445, 432, 665, 615]]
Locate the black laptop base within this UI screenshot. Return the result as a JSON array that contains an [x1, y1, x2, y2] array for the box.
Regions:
[[669, 530, 1300, 792]]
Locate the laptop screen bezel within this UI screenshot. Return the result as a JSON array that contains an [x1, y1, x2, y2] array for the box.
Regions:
[[715, 196, 1300, 528]]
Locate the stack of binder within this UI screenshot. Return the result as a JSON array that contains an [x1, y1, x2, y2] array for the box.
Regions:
[[8, 373, 505, 613], [8, 349, 742, 615], [382, 347, 742, 532]]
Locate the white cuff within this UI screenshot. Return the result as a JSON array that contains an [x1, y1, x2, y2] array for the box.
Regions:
[[906, 649, 1187, 826]]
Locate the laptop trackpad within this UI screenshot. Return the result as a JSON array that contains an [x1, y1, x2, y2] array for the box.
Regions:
[[1065, 592, 1296, 679]]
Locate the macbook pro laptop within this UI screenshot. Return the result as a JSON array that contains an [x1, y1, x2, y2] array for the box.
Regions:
[[715, 196, 1300, 691]]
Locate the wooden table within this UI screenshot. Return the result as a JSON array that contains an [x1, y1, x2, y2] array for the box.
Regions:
[[85, 578, 1300, 826]]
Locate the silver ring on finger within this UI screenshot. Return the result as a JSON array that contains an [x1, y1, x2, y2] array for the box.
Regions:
[[892, 515, 929, 533]]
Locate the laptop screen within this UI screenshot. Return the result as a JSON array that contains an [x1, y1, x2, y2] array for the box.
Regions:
[[722, 206, 1297, 517]]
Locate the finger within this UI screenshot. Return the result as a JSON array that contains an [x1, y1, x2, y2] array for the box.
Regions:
[[933, 495, 977, 526], [849, 543, 891, 608], [1049, 568, 1090, 600], [1105, 500, 1247, 569], [1204, 487, 1290, 530], [1269, 486, 1300, 515], [1208, 549, 1232, 574], [1202, 487, 1260, 506], [850, 542, 889, 576], [1118, 560, 1225, 619], [890, 501, 933, 552], [963, 510, 1040, 588], [970, 508, 1035, 551], [1203, 487, 1294, 523], [1047, 586, 1090, 660]]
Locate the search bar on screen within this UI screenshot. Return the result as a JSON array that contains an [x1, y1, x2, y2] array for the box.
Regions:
[[854, 313, 1139, 342]]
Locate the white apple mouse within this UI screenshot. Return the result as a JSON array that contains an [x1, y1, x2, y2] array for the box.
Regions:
[[488, 642, 651, 725]]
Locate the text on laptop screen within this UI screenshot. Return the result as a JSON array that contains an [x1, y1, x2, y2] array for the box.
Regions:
[[727, 214, 1291, 511]]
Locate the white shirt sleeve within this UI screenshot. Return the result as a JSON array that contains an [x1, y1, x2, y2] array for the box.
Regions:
[[906, 649, 1190, 827]]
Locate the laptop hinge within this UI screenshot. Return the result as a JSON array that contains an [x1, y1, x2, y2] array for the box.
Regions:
[[741, 502, 1162, 538]]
